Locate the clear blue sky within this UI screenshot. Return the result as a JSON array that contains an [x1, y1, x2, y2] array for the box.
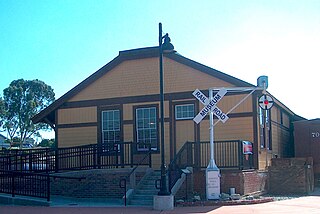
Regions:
[[1, 0, 319, 138]]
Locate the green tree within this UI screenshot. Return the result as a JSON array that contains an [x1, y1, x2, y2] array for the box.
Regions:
[[38, 138, 55, 148], [0, 97, 5, 127], [0, 79, 55, 148]]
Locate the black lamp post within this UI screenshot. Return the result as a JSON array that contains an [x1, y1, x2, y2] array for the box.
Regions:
[[158, 23, 175, 196]]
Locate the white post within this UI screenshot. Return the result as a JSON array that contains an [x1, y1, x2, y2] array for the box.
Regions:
[[209, 89, 216, 168], [263, 82, 269, 169], [206, 89, 220, 200]]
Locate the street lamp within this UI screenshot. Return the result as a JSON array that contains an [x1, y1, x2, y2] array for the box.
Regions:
[[158, 22, 175, 196]]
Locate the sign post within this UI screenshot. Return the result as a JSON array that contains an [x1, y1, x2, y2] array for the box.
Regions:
[[192, 83, 264, 200], [206, 89, 220, 200], [257, 76, 273, 168], [192, 88, 228, 200]]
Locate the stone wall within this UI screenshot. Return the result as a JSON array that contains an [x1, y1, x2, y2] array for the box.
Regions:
[[268, 157, 314, 194]]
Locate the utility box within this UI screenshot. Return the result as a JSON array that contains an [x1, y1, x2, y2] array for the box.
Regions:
[[294, 119, 320, 177]]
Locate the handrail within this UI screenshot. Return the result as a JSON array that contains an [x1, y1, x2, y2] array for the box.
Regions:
[[119, 145, 152, 206], [127, 149, 152, 179], [168, 141, 191, 169], [167, 142, 191, 192], [167, 140, 253, 192], [0, 170, 86, 201]]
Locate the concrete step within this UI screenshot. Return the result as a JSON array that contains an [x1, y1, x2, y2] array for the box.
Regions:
[[129, 198, 153, 206], [132, 194, 154, 200], [135, 189, 158, 195], [129, 171, 161, 206]]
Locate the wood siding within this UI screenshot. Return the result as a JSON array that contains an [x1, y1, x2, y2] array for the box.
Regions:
[[58, 107, 97, 124], [68, 57, 233, 102], [53, 55, 296, 170], [58, 127, 97, 147], [199, 117, 254, 142]]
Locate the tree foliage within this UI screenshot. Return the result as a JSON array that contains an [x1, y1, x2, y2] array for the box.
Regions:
[[0, 79, 55, 147], [38, 138, 55, 148]]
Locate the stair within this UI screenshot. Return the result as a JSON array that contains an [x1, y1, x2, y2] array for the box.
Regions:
[[129, 170, 161, 206]]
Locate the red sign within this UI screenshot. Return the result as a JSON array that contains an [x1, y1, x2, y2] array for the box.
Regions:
[[242, 141, 253, 155]]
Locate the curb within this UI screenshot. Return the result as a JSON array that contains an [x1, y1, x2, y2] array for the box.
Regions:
[[0, 194, 50, 206], [176, 197, 274, 207]]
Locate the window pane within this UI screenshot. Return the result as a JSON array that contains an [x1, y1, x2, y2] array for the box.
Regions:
[[175, 104, 194, 120], [102, 110, 120, 152], [136, 107, 157, 151]]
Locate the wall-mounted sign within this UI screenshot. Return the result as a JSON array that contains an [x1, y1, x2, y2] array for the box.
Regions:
[[258, 94, 274, 110], [312, 132, 320, 138], [242, 141, 253, 155]]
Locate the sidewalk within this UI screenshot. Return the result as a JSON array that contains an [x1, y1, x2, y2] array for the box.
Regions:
[[1, 188, 320, 214], [1, 196, 320, 214]]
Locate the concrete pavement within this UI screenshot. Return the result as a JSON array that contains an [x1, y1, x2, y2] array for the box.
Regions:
[[1, 196, 320, 214], [1, 187, 320, 213]]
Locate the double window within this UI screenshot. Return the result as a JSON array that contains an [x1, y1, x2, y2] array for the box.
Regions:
[[102, 110, 120, 152], [136, 107, 158, 151]]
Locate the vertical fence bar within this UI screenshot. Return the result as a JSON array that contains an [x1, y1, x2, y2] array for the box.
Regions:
[[47, 174, 50, 201], [29, 150, 32, 172], [130, 142, 134, 168], [55, 148, 59, 172], [238, 140, 243, 170], [97, 143, 101, 169], [11, 172, 15, 197], [148, 144, 152, 168], [93, 144, 97, 169]]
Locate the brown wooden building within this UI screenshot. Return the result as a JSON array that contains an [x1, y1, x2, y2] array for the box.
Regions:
[[33, 46, 302, 170]]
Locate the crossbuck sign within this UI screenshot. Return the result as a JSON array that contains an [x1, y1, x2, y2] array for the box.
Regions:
[[192, 88, 229, 124]]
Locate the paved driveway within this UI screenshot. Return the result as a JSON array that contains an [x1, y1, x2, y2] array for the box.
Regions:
[[1, 195, 320, 214]]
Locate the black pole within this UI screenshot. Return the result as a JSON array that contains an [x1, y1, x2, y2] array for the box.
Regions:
[[158, 22, 169, 196]]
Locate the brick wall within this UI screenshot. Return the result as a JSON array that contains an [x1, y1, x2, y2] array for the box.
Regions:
[[268, 158, 314, 194], [178, 169, 267, 200], [50, 168, 147, 198]]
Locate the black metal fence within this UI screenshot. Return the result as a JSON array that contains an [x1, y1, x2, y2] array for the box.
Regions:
[[0, 140, 251, 200], [0, 142, 152, 174], [0, 170, 50, 201], [0, 142, 152, 200], [168, 140, 254, 191]]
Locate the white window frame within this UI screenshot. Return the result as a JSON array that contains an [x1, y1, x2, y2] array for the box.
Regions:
[[102, 110, 120, 152], [135, 107, 157, 151], [175, 104, 195, 120]]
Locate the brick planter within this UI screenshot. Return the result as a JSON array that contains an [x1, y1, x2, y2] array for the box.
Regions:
[[178, 169, 267, 200]]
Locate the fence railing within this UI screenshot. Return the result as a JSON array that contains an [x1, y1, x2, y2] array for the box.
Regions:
[[0, 140, 251, 200], [0, 170, 51, 201], [0, 142, 152, 173], [168, 140, 253, 191], [0, 142, 152, 200], [0, 170, 86, 202]]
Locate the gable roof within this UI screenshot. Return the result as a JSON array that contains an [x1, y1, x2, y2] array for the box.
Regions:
[[32, 46, 255, 125]]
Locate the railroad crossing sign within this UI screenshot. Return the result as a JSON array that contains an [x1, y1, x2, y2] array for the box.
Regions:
[[192, 88, 229, 124], [258, 94, 274, 110]]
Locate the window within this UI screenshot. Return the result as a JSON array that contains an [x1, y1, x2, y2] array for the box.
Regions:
[[175, 104, 194, 120], [136, 107, 157, 151], [102, 110, 120, 152]]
